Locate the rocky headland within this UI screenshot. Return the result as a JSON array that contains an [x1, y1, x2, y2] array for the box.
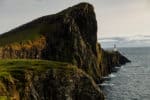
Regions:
[[0, 2, 130, 100]]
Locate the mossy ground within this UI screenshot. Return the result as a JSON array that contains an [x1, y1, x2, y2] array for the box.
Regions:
[[0, 59, 73, 75], [0, 59, 76, 78], [0, 59, 78, 99], [0, 26, 42, 46], [0, 96, 7, 100]]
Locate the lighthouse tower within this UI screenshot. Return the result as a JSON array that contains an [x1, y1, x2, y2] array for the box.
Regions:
[[113, 44, 117, 52]]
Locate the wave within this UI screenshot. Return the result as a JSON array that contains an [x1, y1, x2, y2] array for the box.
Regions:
[[109, 73, 116, 78], [100, 83, 114, 86]]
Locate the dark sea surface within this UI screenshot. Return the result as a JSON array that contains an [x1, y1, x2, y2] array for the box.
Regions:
[[101, 47, 150, 100]]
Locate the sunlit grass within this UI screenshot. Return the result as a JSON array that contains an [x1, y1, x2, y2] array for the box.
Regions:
[[0, 59, 76, 80], [0, 96, 7, 100], [0, 59, 75, 71]]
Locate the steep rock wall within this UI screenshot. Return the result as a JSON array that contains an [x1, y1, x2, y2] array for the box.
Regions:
[[0, 3, 130, 100], [100, 49, 130, 77], [0, 3, 130, 82], [0, 36, 46, 59], [0, 60, 104, 100], [0, 3, 102, 82]]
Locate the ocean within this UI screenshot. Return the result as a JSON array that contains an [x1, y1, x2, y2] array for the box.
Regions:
[[101, 47, 150, 100]]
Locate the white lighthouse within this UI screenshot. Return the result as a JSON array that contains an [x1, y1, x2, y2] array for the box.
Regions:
[[113, 44, 117, 52]]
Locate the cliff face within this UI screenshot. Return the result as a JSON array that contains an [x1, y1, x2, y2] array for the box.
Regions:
[[0, 3, 103, 82], [0, 2, 130, 100], [100, 50, 130, 76], [0, 3, 111, 82], [0, 60, 104, 100], [0, 36, 46, 59]]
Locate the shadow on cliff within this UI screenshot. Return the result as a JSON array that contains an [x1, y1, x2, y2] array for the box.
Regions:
[[0, 2, 130, 100]]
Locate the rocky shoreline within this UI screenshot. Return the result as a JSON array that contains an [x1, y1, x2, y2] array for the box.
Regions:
[[0, 2, 130, 100]]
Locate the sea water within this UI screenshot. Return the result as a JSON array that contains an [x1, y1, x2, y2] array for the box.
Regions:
[[101, 47, 150, 100]]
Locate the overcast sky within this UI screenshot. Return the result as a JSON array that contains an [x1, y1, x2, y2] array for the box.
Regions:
[[0, 0, 150, 39]]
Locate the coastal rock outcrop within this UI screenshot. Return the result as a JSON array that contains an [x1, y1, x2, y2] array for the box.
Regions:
[[0, 60, 104, 100], [0, 3, 102, 82], [100, 50, 130, 76], [0, 2, 130, 100]]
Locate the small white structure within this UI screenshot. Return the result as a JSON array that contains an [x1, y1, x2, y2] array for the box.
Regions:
[[113, 44, 117, 52]]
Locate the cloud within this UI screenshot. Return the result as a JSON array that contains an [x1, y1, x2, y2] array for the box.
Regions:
[[0, 0, 5, 6], [99, 35, 150, 48], [0, 0, 150, 39]]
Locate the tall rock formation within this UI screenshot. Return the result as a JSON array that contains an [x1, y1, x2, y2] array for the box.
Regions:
[[0, 2, 130, 100], [0, 60, 104, 100]]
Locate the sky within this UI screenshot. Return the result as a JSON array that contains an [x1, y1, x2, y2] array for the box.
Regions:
[[0, 0, 150, 47]]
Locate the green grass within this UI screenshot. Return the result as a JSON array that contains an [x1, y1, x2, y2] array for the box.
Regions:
[[0, 24, 43, 46], [0, 96, 7, 100], [0, 2, 93, 47], [0, 59, 77, 98], [0, 59, 77, 80], [0, 19, 61, 46], [0, 59, 78, 99], [0, 59, 75, 71], [0, 12, 62, 47]]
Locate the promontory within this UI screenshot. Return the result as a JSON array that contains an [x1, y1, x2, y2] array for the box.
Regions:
[[0, 2, 130, 100]]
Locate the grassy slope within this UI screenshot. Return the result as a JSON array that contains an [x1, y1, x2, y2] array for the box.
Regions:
[[0, 24, 43, 46], [0, 59, 76, 78], [0, 9, 64, 46], [0, 59, 77, 99], [0, 3, 88, 46], [0, 15, 61, 46]]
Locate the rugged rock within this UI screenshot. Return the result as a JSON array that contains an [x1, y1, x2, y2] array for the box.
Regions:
[[0, 60, 104, 100], [0, 36, 46, 59], [0, 2, 130, 100], [0, 2, 130, 81], [100, 50, 130, 77], [0, 3, 102, 82]]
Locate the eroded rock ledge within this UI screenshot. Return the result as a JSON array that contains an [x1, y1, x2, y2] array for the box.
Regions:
[[0, 2, 130, 100], [0, 60, 104, 100]]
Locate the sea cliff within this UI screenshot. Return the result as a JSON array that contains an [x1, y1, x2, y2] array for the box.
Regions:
[[0, 2, 130, 100]]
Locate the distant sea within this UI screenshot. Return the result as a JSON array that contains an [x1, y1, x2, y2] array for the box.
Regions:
[[101, 47, 150, 100]]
